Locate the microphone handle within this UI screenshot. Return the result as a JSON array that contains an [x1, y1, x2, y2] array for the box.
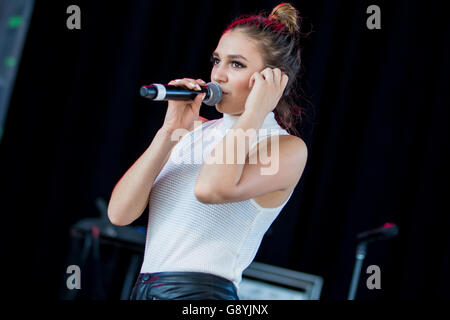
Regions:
[[140, 84, 208, 101]]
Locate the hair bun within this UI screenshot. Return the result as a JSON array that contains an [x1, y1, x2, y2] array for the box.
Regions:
[[268, 2, 300, 34]]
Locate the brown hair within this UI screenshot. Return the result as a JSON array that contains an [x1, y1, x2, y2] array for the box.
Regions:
[[223, 3, 311, 137]]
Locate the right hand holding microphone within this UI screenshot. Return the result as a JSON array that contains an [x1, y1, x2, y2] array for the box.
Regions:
[[162, 78, 207, 134]]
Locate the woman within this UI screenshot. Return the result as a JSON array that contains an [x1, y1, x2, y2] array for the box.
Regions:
[[108, 2, 308, 300]]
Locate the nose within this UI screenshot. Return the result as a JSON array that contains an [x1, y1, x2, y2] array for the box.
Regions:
[[211, 63, 227, 84]]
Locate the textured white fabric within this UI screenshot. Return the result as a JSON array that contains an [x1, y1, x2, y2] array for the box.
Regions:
[[140, 111, 294, 290]]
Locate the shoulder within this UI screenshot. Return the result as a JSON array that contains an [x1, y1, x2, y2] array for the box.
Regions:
[[243, 134, 307, 193], [250, 133, 307, 163], [278, 135, 308, 179], [275, 134, 308, 162], [277, 135, 308, 188], [251, 133, 308, 174]]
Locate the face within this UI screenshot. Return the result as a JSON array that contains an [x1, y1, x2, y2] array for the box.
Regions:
[[210, 29, 265, 116]]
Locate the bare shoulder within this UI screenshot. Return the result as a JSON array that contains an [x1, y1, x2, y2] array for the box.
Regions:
[[278, 135, 308, 188], [278, 135, 308, 160], [249, 135, 308, 207], [249, 134, 307, 163]]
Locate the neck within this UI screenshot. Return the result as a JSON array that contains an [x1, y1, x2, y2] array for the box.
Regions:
[[221, 111, 278, 130]]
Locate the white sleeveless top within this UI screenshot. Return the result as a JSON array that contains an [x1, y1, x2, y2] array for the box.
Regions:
[[140, 111, 294, 290]]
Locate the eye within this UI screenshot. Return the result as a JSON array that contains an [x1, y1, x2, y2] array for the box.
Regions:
[[210, 56, 246, 69], [210, 56, 219, 65], [231, 61, 245, 68]]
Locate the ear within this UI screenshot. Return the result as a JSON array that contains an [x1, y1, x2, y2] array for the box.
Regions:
[[249, 72, 262, 89], [249, 73, 255, 89]]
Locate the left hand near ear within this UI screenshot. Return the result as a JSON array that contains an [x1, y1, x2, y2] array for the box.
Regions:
[[244, 67, 289, 116]]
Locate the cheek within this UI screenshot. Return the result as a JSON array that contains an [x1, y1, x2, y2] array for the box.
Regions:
[[235, 77, 251, 94]]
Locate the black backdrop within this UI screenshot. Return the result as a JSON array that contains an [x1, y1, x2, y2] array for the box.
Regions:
[[0, 0, 448, 300]]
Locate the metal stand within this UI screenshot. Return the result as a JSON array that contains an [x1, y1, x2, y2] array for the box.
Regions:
[[120, 253, 141, 300], [65, 198, 146, 300], [347, 241, 367, 300], [347, 222, 399, 300]]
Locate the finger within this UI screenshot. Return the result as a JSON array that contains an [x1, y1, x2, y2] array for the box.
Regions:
[[196, 79, 207, 86], [182, 78, 203, 90], [249, 72, 261, 89], [281, 73, 289, 90], [169, 79, 187, 87], [262, 67, 275, 83], [174, 79, 202, 90], [273, 68, 282, 86], [195, 92, 206, 103], [193, 92, 206, 113]]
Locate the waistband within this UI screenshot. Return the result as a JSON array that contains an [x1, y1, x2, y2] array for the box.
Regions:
[[133, 271, 239, 300], [137, 271, 235, 288]]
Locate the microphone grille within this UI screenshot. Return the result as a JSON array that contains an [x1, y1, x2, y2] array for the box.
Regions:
[[140, 87, 149, 97], [203, 82, 222, 106]]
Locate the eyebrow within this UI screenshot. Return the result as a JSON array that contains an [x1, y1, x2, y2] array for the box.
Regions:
[[212, 52, 248, 62]]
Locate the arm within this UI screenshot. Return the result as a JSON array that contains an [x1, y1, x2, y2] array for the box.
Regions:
[[194, 110, 307, 204], [108, 117, 208, 226], [107, 128, 178, 226]]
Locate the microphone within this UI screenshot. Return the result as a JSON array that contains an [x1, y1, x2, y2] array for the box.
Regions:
[[140, 82, 222, 106], [356, 222, 399, 244]]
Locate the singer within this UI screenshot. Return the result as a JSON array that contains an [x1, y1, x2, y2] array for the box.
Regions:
[[108, 3, 308, 300]]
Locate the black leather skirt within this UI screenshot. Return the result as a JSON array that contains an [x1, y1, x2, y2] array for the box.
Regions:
[[129, 271, 239, 300]]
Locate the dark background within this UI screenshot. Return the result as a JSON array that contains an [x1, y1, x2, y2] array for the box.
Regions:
[[0, 0, 448, 300]]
